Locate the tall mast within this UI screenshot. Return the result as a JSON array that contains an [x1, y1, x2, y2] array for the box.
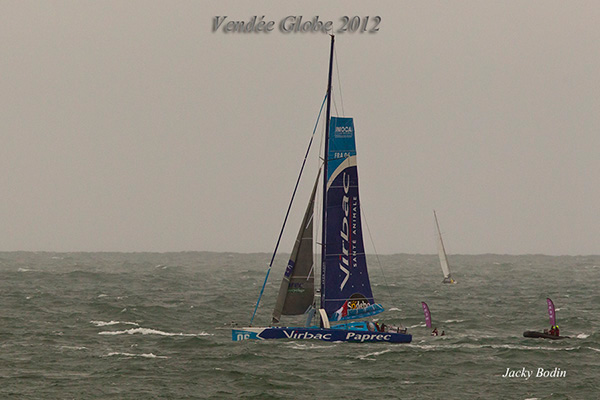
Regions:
[[321, 35, 335, 312]]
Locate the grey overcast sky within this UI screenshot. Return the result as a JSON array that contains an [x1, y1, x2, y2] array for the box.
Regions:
[[1, 1, 598, 255]]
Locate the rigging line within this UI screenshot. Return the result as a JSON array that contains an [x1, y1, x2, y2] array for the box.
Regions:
[[250, 93, 328, 326], [313, 113, 326, 322], [332, 90, 340, 117], [334, 47, 345, 116]]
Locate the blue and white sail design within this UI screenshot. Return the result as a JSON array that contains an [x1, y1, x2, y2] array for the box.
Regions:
[[322, 117, 383, 321]]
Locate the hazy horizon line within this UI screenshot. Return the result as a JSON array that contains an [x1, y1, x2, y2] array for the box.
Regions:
[[1, 249, 598, 257]]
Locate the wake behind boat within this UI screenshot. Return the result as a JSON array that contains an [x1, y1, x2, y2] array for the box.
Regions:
[[232, 36, 411, 344]]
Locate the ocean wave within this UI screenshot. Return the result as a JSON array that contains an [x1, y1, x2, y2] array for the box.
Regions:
[[576, 333, 589, 339], [91, 320, 139, 327], [99, 327, 212, 336], [357, 349, 392, 360], [105, 352, 168, 359], [285, 342, 336, 350], [407, 343, 581, 352], [60, 345, 87, 351]]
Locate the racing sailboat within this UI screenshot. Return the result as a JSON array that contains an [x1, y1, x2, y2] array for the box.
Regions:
[[232, 36, 411, 343], [434, 210, 456, 284]]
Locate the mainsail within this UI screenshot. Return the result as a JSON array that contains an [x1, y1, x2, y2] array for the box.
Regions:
[[422, 302, 432, 328], [434, 210, 453, 283], [547, 298, 556, 326], [272, 173, 319, 323], [322, 117, 383, 322]]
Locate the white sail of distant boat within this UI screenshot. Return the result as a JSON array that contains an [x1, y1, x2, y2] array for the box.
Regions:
[[434, 210, 456, 284]]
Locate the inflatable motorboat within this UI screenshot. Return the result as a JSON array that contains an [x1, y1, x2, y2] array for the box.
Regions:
[[523, 330, 569, 340]]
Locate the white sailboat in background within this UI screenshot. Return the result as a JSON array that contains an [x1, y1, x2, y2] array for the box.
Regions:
[[434, 210, 456, 284]]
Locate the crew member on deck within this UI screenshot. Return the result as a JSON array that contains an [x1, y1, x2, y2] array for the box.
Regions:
[[432, 327, 438, 336]]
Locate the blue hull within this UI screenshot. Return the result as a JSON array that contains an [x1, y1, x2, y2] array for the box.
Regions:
[[232, 326, 412, 343]]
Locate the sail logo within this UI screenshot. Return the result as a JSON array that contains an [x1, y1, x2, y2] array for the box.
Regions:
[[334, 125, 353, 138], [350, 196, 359, 268], [348, 299, 369, 310], [339, 172, 351, 290], [284, 261, 294, 278], [287, 282, 306, 293]]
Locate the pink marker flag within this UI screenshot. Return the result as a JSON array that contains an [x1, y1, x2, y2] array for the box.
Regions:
[[422, 302, 432, 328], [547, 298, 556, 326]]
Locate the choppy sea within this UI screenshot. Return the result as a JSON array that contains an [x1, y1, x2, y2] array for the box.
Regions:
[[1, 252, 598, 399]]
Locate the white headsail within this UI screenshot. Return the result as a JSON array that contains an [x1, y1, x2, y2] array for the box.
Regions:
[[434, 210, 455, 284]]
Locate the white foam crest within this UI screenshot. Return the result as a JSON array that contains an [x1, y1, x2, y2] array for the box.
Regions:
[[357, 349, 392, 360], [99, 327, 212, 336], [491, 344, 579, 351], [586, 347, 600, 352], [105, 352, 168, 359], [407, 323, 426, 328], [97, 294, 108, 298], [18, 268, 33, 272], [443, 319, 465, 323], [406, 343, 580, 352], [388, 307, 402, 312], [576, 333, 589, 339], [91, 320, 139, 327], [285, 342, 335, 350], [60, 345, 87, 350]]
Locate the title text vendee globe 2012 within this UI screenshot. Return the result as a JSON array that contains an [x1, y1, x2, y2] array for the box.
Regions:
[[212, 16, 381, 34]]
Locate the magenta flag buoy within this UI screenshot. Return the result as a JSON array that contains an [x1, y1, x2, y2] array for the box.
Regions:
[[547, 298, 556, 326], [422, 302, 432, 328]]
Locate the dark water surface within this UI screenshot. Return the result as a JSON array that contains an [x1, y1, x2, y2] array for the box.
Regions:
[[1, 252, 598, 399]]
